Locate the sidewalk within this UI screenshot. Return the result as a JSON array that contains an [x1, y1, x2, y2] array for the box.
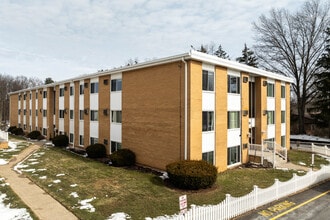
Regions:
[[0, 144, 78, 220]]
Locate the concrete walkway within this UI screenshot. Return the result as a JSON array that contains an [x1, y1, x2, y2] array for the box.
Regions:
[[0, 144, 78, 220]]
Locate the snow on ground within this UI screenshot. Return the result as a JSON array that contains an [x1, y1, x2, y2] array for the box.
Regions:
[[291, 135, 330, 143], [106, 212, 131, 220], [53, 180, 61, 184], [0, 159, 8, 165], [39, 176, 47, 180], [70, 192, 79, 198], [0, 178, 33, 220], [56, 173, 65, 177], [78, 197, 96, 212], [70, 184, 78, 187]]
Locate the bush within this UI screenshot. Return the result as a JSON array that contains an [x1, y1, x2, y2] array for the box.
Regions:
[[110, 149, 136, 167], [37, 135, 45, 140], [8, 126, 17, 133], [166, 160, 217, 190], [12, 127, 24, 136], [27, 130, 41, 140], [86, 143, 106, 158], [52, 135, 69, 147]]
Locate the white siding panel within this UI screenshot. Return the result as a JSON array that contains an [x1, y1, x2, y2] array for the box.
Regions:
[[59, 97, 64, 109], [202, 92, 215, 111], [227, 129, 241, 147], [267, 125, 275, 139], [70, 120, 74, 133], [79, 95, 84, 109], [79, 121, 84, 135], [110, 123, 122, 142], [90, 94, 98, 110], [267, 97, 275, 111], [227, 94, 241, 111], [43, 117, 47, 128], [43, 98, 47, 109], [110, 92, 122, 110], [202, 132, 215, 153], [281, 123, 286, 136], [59, 119, 64, 132], [281, 99, 286, 110], [90, 121, 99, 138]]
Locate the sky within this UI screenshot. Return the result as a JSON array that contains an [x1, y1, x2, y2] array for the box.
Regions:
[[0, 0, 307, 82]]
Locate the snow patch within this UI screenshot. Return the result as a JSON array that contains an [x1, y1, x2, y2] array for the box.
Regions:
[[56, 173, 65, 177], [298, 162, 307, 166], [106, 212, 131, 220], [78, 197, 96, 212], [0, 194, 33, 220], [53, 180, 61, 184], [70, 192, 79, 198], [0, 159, 8, 165], [37, 168, 47, 171], [39, 176, 47, 180], [29, 162, 39, 165], [70, 184, 77, 187], [22, 169, 36, 173]]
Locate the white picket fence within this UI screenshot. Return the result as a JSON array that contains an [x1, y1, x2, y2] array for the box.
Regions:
[[0, 130, 8, 142], [147, 165, 330, 220]]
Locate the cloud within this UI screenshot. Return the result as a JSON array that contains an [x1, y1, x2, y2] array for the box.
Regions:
[[0, 0, 308, 81]]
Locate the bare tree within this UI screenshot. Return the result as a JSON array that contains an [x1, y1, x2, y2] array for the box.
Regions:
[[253, 0, 330, 134]]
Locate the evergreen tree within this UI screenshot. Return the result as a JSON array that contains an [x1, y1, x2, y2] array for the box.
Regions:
[[198, 44, 208, 53], [236, 43, 258, 67], [45, 77, 54, 84], [214, 44, 230, 59], [313, 27, 330, 137]]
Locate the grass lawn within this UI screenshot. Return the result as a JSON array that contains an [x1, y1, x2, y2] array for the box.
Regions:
[[0, 141, 31, 160], [16, 146, 307, 220], [288, 149, 329, 169], [0, 177, 39, 220]]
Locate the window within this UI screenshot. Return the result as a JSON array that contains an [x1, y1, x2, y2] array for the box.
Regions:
[[111, 111, 122, 123], [70, 110, 74, 119], [69, 133, 74, 143], [228, 111, 240, 129], [227, 145, 241, 165], [18, 109, 21, 115], [91, 82, 99, 93], [202, 151, 214, 164], [43, 128, 47, 136], [227, 75, 240, 94], [267, 111, 275, 125], [79, 84, 84, 95], [43, 91, 47, 98], [202, 111, 214, 131], [35, 110, 38, 116], [29, 110, 31, 115], [29, 93, 31, 99], [202, 70, 214, 91], [35, 92, 38, 99], [79, 135, 84, 145], [281, 136, 286, 148], [18, 95, 21, 100], [267, 83, 274, 97], [23, 94, 26, 100], [79, 110, 84, 120], [59, 110, 65, 118], [23, 124, 26, 130], [23, 109, 26, 115], [111, 79, 122, 91], [281, 85, 285, 98], [43, 110, 47, 117], [70, 86, 74, 96], [281, 111, 285, 123], [59, 88, 64, 97], [90, 110, 98, 121], [90, 137, 98, 145], [111, 141, 122, 153]]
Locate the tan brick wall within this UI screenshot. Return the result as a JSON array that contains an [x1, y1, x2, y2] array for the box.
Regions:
[[25, 92, 30, 132], [74, 81, 80, 147], [286, 83, 290, 150], [31, 90, 36, 130], [122, 61, 184, 170], [255, 77, 267, 144], [9, 94, 18, 127], [19, 93, 23, 128], [84, 79, 90, 147], [64, 83, 70, 135], [275, 80, 282, 145], [187, 61, 202, 161], [47, 87, 54, 139], [241, 72, 249, 164], [215, 66, 228, 171], [38, 90, 43, 132], [98, 75, 111, 154]]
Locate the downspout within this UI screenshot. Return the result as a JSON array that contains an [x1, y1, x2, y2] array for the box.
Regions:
[[182, 58, 188, 160]]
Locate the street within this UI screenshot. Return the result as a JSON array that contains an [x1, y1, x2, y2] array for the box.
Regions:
[[236, 180, 330, 220]]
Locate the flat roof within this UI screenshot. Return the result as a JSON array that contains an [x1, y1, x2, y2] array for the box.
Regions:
[[9, 50, 293, 94]]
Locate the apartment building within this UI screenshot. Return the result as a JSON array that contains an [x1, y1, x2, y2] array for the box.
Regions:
[[9, 50, 292, 171]]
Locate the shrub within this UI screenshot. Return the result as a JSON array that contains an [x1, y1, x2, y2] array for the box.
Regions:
[[52, 135, 69, 147], [110, 149, 136, 167], [37, 135, 45, 140], [166, 160, 217, 190], [12, 127, 24, 136], [86, 143, 106, 158], [27, 130, 41, 140], [8, 126, 17, 133]]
